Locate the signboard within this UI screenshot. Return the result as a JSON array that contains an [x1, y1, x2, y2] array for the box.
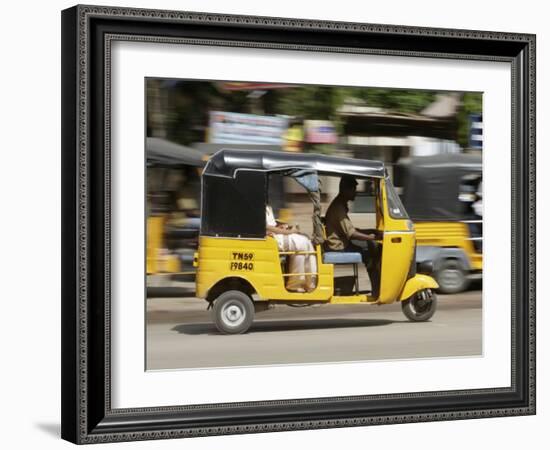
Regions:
[[209, 111, 288, 145], [304, 120, 338, 144]]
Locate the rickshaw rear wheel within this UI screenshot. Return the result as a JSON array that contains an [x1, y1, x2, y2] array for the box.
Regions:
[[435, 260, 469, 294], [212, 290, 255, 334], [402, 289, 437, 322]]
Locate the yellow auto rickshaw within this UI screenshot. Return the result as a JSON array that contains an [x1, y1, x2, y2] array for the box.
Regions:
[[395, 153, 482, 294], [146, 137, 204, 280], [194, 149, 438, 334]]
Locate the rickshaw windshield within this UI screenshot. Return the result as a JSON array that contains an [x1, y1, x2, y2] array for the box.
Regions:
[[385, 178, 408, 219]]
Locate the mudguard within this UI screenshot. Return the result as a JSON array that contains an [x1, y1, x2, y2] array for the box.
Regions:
[[399, 274, 439, 301]]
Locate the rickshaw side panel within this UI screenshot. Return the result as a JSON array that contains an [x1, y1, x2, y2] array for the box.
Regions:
[[415, 221, 482, 270], [415, 221, 476, 252], [469, 252, 483, 271], [195, 236, 333, 301], [378, 180, 416, 304], [146, 216, 181, 274], [147, 216, 164, 274], [379, 232, 415, 303]]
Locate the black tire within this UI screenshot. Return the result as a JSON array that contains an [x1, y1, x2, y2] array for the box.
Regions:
[[435, 260, 469, 294], [212, 290, 255, 334], [402, 289, 437, 322]]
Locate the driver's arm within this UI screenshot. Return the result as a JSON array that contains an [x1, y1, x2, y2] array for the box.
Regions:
[[357, 228, 384, 239], [341, 214, 380, 241], [350, 229, 379, 241]]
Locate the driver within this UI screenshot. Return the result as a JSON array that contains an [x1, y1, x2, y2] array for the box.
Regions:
[[324, 176, 383, 297]]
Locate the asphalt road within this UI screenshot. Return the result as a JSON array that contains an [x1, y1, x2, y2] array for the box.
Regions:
[[146, 288, 482, 370]]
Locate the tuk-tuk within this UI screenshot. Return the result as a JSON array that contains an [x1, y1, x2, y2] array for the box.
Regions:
[[194, 149, 439, 334], [146, 137, 204, 280], [395, 153, 482, 294]]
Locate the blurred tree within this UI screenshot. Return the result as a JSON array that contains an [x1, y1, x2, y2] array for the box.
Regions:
[[268, 87, 437, 118], [268, 86, 344, 120], [146, 79, 167, 138], [166, 82, 223, 145], [351, 88, 436, 114], [155, 81, 252, 145], [147, 81, 480, 149]]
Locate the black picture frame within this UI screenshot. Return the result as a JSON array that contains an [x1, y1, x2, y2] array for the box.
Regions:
[[61, 4, 536, 444]]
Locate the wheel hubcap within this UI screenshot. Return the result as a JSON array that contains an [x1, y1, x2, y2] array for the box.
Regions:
[[439, 269, 463, 289], [412, 290, 433, 314], [222, 302, 245, 327]]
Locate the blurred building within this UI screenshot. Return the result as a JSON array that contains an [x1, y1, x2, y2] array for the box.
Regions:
[[337, 93, 466, 172], [468, 113, 483, 150]]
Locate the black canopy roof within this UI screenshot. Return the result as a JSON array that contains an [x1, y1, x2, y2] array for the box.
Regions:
[[204, 149, 385, 179], [395, 153, 482, 221], [146, 137, 206, 167]]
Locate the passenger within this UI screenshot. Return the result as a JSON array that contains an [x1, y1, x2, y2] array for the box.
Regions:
[[265, 205, 317, 293], [324, 176, 383, 297]]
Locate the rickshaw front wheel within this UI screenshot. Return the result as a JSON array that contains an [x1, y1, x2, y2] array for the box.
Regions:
[[402, 289, 437, 322], [212, 290, 255, 334]]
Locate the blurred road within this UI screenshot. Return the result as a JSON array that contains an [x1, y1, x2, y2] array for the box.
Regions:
[[146, 288, 482, 370]]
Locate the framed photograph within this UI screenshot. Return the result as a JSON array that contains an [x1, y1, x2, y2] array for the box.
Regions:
[[61, 4, 536, 444]]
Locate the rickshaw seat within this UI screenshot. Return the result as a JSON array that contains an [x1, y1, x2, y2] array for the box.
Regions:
[[319, 217, 361, 293], [323, 251, 362, 295], [323, 252, 362, 264]]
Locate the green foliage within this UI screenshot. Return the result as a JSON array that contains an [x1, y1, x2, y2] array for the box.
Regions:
[[339, 87, 436, 114], [268, 86, 344, 120], [268, 86, 435, 118]]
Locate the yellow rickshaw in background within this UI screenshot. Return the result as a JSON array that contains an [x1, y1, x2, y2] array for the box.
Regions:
[[146, 137, 204, 281], [395, 153, 482, 294], [194, 149, 438, 334]]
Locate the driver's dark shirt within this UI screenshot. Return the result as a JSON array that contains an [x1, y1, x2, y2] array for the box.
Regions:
[[325, 194, 356, 251]]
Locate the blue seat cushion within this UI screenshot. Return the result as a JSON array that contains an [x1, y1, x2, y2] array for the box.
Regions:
[[323, 252, 363, 264]]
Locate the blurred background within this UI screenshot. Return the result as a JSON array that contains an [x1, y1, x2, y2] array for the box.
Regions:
[[146, 79, 483, 295]]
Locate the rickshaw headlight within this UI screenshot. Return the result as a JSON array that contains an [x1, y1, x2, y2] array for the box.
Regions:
[[406, 220, 414, 231]]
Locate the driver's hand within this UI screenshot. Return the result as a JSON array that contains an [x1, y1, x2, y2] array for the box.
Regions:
[[367, 231, 383, 240]]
